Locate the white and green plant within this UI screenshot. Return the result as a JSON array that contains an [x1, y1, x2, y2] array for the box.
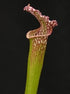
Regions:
[[24, 4, 58, 94]]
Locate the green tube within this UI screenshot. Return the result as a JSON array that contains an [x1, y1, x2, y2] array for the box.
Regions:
[[25, 38, 47, 94], [24, 4, 58, 94]]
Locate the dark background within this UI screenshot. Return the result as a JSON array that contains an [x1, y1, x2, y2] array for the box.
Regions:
[[0, 0, 70, 94]]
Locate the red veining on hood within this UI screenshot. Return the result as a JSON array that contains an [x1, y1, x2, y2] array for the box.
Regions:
[[24, 4, 58, 39]]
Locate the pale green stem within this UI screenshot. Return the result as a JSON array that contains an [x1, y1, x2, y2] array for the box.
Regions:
[[25, 39, 47, 94]]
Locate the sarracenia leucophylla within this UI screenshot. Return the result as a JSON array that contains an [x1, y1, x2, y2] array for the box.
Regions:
[[24, 4, 58, 94]]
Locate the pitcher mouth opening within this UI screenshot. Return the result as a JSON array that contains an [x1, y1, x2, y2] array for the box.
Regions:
[[24, 4, 58, 39]]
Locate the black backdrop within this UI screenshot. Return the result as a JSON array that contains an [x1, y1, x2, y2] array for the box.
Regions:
[[0, 0, 70, 94]]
